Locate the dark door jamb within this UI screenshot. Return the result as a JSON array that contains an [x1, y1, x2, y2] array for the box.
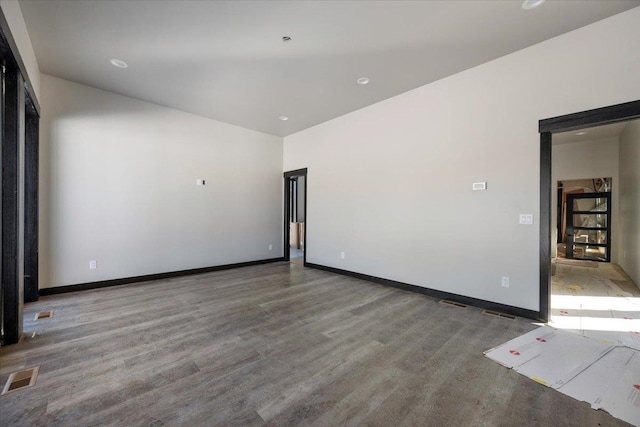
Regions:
[[538, 99, 640, 322], [283, 168, 308, 265]]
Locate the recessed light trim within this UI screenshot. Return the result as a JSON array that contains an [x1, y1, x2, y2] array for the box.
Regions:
[[522, 0, 546, 10], [109, 59, 128, 68], [356, 77, 370, 85], [279, 116, 289, 121]]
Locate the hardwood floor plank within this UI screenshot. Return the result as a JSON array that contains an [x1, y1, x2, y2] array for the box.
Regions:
[[0, 261, 632, 426]]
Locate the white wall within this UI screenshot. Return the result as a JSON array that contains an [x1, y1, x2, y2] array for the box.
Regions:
[[552, 138, 620, 262], [0, 0, 40, 100], [619, 119, 640, 286], [40, 74, 283, 288], [283, 7, 640, 312]]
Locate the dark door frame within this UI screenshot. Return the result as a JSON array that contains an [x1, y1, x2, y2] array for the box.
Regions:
[[24, 99, 39, 303], [538, 99, 640, 322], [283, 168, 307, 264], [1, 17, 40, 346]]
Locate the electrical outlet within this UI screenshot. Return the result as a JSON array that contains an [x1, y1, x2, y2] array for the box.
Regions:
[[341, 251, 345, 259], [269, 244, 273, 250], [89, 260, 97, 269], [501, 276, 510, 288]]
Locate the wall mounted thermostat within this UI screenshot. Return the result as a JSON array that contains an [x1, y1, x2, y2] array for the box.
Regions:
[[472, 182, 487, 191]]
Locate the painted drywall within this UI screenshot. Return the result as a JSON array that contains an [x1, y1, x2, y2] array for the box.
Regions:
[[283, 7, 640, 312], [619, 120, 640, 287], [40, 74, 283, 288], [552, 137, 620, 263], [0, 0, 40, 100]]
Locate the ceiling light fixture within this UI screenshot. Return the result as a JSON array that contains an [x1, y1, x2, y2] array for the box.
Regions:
[[522, 0, 546, 10], [279, 116, 289, 121], [109, 59, 128, 68], [356, 77, 370, 85], [282, 36, 292, 43], [576, 131, 587, 136]]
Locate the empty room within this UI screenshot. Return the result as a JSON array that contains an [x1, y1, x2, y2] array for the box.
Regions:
[[1, 1, 640, 425]]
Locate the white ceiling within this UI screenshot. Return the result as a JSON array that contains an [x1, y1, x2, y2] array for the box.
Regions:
[[553, 120, 636, 145], [19, 0, 640, 137]]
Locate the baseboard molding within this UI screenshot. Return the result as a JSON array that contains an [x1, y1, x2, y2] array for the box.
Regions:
[[39, 257, 285, 296], [305, 262, 542, 321]]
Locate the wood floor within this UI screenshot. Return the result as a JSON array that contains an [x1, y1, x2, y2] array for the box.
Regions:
[[0, 261, 631, 426]]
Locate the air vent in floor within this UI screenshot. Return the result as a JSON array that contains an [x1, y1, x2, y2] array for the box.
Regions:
[[1, 366, 39, 396], [439, 300, 468, 309], [482, 309, 516, 320], [34, 311, 53, 320], [21, 331, 37, 341]]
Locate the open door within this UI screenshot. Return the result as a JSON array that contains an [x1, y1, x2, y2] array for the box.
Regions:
[[283, 168, 307, 264]]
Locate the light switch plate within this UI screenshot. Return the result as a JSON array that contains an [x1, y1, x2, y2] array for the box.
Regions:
[[519, 214, 534, 225], [472, 182, 487, 191]]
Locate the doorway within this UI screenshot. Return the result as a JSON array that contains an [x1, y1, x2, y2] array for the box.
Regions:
[[539, 100, 640, 323], [283, 168, 307, 264]]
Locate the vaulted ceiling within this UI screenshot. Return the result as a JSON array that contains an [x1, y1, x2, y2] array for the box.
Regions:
[[19, 0, 640, 136]]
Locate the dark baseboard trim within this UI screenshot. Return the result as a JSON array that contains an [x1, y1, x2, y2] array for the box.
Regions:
[[39, 257, 285, 296], [305, 263, 541, 321]]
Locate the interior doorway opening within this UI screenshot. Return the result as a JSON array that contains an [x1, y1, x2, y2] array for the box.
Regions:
[[539, 100, 640, 322], [539, 102, 640, 336], [289, 176, 305, 261], [549, 124, 637, 342], [283, 168, 307, 264]]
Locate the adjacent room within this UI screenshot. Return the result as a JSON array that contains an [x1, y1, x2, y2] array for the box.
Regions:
[[1, 1, 639, 425], [549, 121, 640, 348]]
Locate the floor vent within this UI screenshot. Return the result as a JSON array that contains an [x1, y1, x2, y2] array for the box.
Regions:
[[20, 331, 38, 341], [482, 310, 516, 320], [34, 311, 53, 321], [439, 300, 468, 309], [1, 366, 39, 396]]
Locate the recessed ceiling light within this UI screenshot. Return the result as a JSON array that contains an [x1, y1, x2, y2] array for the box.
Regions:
[[282, 36, 292, 43], [576, 131, 587, 136], [522, 0, 546, 10], [109, 59, 128, 68], [279, 116, 289, 121], [356, 77, 370, 85]]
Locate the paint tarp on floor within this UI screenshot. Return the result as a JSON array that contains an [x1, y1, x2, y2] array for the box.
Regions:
[[485, 326, 640, 426], [484, 326, 614, 388]]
